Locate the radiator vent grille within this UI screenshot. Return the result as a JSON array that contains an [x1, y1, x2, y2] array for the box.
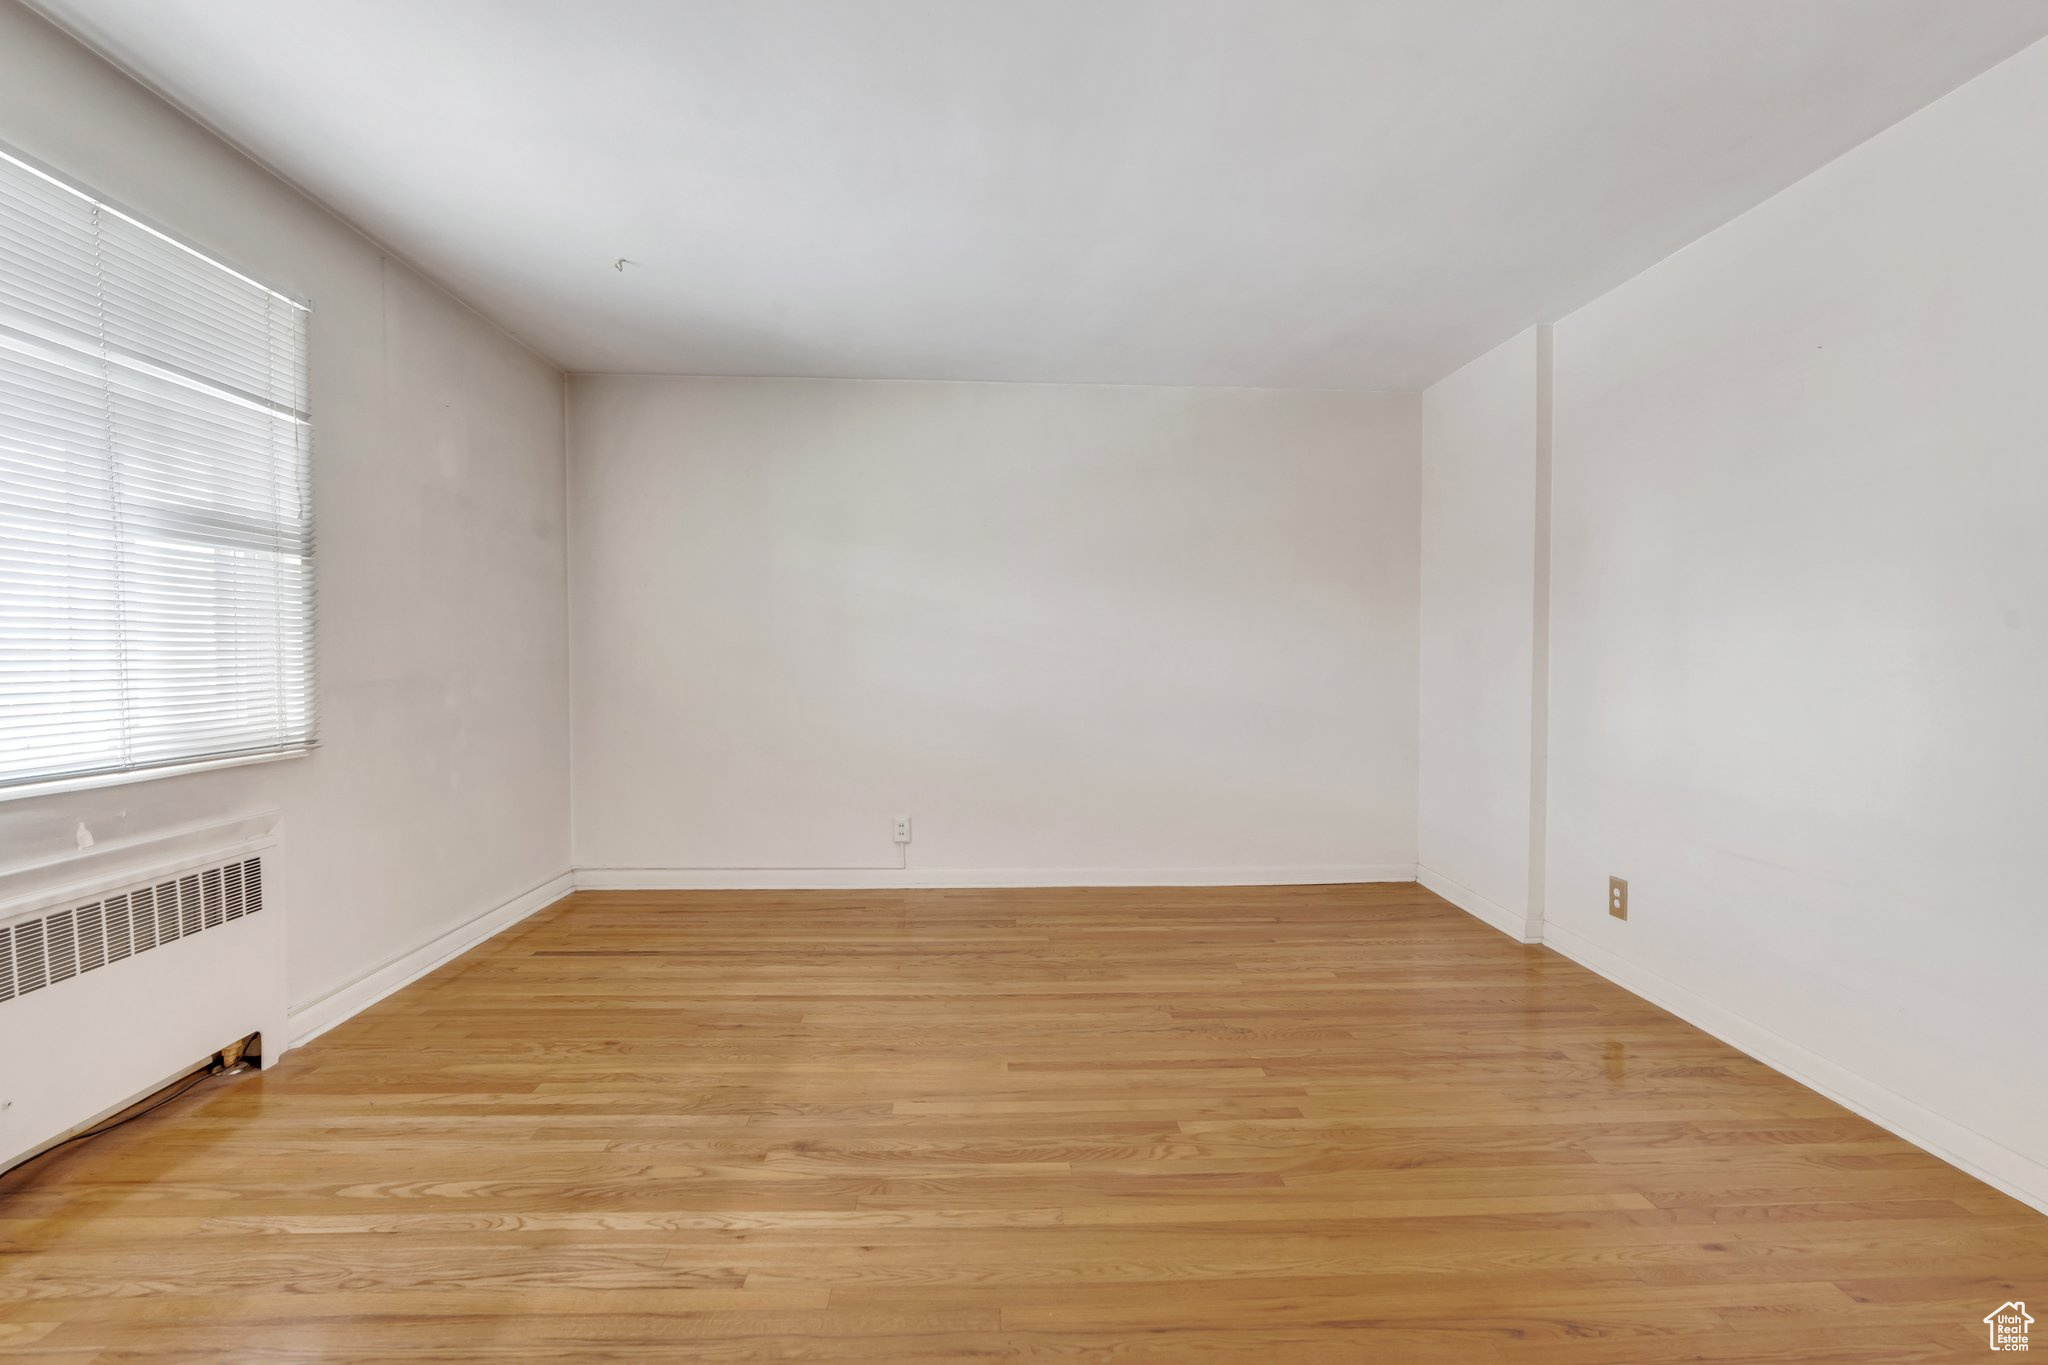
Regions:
[[0, 856, 263, 1006]]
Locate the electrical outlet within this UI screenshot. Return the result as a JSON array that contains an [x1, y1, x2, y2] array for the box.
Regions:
[[1608, 876, 1628, 920], [893, 814, 912, 844]]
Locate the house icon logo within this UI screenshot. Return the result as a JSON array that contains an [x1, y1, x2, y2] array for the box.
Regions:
[[1985, 1301, 2032, 1351]]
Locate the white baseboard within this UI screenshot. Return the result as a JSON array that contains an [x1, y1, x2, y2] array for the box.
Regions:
[[1543, 920, 2048, 1217], [573, 863, 1417, 891], [285, 870, 575, 1049], [1416, 864, 1538, 943]]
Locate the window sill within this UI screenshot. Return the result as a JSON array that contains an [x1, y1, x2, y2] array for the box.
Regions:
[[0, 746, 315, 804], [0, 808, 283, 919]]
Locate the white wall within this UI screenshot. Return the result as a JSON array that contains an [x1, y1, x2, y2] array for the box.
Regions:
[[1417, 327, 1547, 940], [1545, 36, 2048, 1205], [570, 376, 1418, 883], [0, 3, 571, 1028], [14, 0, 2042, 1214]]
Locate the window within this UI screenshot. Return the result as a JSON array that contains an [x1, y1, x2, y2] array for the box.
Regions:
[[0, 145, 313, 794]]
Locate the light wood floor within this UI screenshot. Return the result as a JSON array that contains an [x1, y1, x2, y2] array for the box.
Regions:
[[2, 884, 2043, 1362]]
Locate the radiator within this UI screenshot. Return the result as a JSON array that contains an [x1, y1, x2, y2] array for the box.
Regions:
[[0, 821, 285, 1169]]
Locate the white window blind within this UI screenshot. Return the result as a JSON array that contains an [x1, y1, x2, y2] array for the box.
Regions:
[[0, 146, 314, 793]]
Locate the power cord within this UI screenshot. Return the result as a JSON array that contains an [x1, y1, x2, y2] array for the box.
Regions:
[[3, 1057, 250, 1177]]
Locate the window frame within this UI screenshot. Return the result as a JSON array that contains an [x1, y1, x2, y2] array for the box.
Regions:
[[0, 141, 317, 802]]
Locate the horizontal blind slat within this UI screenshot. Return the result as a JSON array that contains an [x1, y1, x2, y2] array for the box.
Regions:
[[0, 146, 315, 790]]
